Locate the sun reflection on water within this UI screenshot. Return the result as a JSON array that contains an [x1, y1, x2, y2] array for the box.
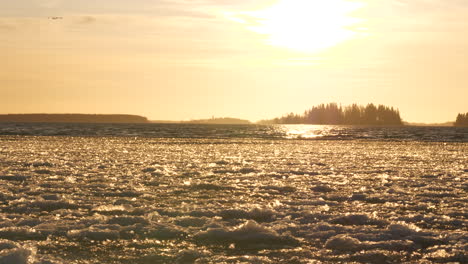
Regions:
[[278, 124, 337, 139]]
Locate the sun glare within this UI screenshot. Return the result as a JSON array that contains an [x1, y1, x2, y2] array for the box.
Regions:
[[226, 0, 365, 53]]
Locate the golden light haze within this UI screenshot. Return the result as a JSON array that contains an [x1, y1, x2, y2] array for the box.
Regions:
[[226, 0, 365, 53], [1, 0, 467, 123]]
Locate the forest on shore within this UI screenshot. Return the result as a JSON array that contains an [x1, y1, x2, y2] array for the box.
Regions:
[[1, 108, 466, 127], [454, 113, 468, 127], [0, 114, 149, 123], [260, 103, 403, 125]]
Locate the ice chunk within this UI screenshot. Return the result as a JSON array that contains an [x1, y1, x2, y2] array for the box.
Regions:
[[367, 240, 416, 251], [32, 200, 78, 212], [324, 234, 362, 251], [144, 224, 186, 240], [238, 168, 258, 174], [0, 175, 30, 182], [188, 210, 216, 218], [350, 250, 405, 263], [194, 220, 299, 248], [174, 217, 208, 228], [219, 209, 249, 220], [387, 223, 420, 237], [16, 219, 42, 227], [40, 194, 61, 201], [331, 214, 387, 226], [324, 194, 348, 202], [260, 185, 296, 193], [34, 169, 52, 175], [311, 185, 335, 193], [0, 248, 32, 264], [190, 183, 233, 191], [408, 235, 443, 249], [32, 162, 53, 167], [92, 204, 133, 214], [350, 193, 367, 201], [0, 239, 17, 251], [248, 208, 277, 222], [142, 167, 156, 173], [175, 249, 206, 264], [0, 227, 46, 241], [106, 216, 149, 226], [219, 207, 276, 222], [67, 227, 120, 241]]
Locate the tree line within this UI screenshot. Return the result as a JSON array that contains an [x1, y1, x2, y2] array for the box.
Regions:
[[454, 113, 468, 127], [0, 114, 149, 123], [263, 103, 403, 125]]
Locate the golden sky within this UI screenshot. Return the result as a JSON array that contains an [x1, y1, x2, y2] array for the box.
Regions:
[[1, 0, 467, 122]]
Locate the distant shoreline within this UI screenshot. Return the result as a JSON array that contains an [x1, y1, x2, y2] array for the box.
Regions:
[[0, 115, 251, 125], [0, 114, 460, 127], [0, 114, 149, 124], [404, 121, 454, 127]]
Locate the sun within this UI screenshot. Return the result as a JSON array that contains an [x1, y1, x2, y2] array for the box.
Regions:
[[225, 0, 365, 54]]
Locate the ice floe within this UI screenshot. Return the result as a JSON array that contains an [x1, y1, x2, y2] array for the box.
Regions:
[[0, 136, 466, 263]]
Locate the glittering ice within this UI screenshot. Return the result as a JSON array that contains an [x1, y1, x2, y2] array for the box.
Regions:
[[0, 136, 466, 263]]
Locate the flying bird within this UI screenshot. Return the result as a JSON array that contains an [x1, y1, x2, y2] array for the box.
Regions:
[[49, 17, 63, 20]]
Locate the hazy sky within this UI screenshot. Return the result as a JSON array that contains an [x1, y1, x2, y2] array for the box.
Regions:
[[1, 0, 467, 122]]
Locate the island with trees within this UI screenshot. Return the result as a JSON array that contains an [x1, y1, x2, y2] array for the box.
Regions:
[[0, 114, 149, 123], [1, 107, 465, 127], [259, 103, 403, 126], [454, 112, 468, 127]]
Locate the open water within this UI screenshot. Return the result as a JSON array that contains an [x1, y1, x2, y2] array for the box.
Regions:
[[0, 123, 467, 142], [0, 124, 466, 263]]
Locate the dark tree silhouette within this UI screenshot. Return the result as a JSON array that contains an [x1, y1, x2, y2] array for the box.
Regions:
[[0, 114, 149, 123], [454, 113, 468, 127], [303, 103, 344, 124], [269, 103, 403, 125]]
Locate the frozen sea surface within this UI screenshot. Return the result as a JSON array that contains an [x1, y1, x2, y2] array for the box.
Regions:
[[0, 135, 467, 263]]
